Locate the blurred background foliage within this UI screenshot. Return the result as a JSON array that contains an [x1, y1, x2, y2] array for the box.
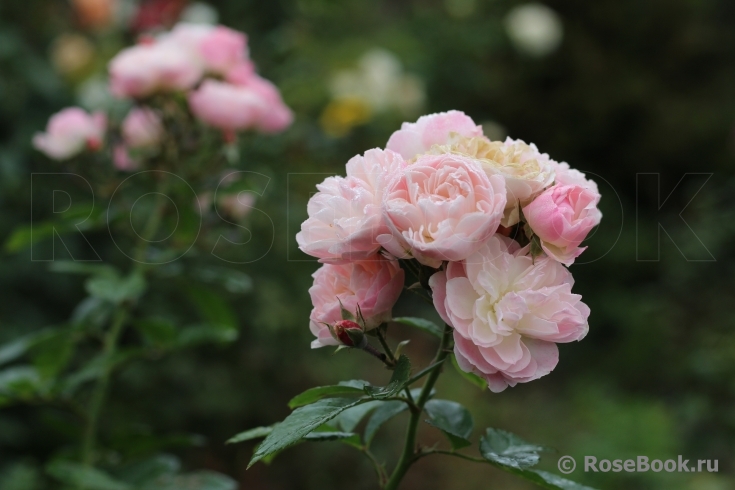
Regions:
[[1, 0, 735, 489]]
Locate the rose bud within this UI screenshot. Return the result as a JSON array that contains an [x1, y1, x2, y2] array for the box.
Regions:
[[333, 320, 367, 348]]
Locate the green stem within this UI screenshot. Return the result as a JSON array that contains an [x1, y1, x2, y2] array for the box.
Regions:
[[377, 326, 415, 404], [81, 308, 127, 467], [80, 182, 169, 470], [384, 323, 453, 490]]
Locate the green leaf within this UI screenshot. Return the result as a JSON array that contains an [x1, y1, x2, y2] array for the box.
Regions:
[[4, 222, 56, 253], [424, 400, 474, 449], [392, 317, 442, 339], [227, 426, 274, 444], [331, 400, 382, 432], [85, 272, 146, 305], [480, 428, 544, 470], [451, 354, 487, 390], [184, 285, 237, 330], [191, 267, 253, 294], [364, 401, 407, 445], [134, 318, 178, 346], [248, 397, 369, 468], [49, 261, 116, 277], [47, 461, 130, 490], [30, 329, 76, 379], [0, 366, 43, 400], [174, 325, 238, 346], [364, 355, 411, 399], [71, 297, 114, 329], [288, 381, 368, 409], [479, 429, 596, 489], [141, 471, 236, 490], [0, 461, 42, 490], [0, 330, 49, 366], [303, 431, 360, 444], [115, 455, 180, 486]]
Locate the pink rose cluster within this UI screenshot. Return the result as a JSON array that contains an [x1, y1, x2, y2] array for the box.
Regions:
[[34, 23, 292, 163], [298, 111, 602, 392], [109, 23, 292, 138]]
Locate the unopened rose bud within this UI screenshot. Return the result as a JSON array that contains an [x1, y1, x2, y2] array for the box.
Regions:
[[333, 320, 366, 348]]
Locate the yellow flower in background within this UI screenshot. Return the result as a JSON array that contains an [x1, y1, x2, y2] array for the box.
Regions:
[[321, 49, 425, 137], [320, 97, 372, 137], [50, 33, 95, 76]]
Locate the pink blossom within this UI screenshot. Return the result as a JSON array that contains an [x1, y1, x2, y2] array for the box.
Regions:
[[199, 26, 247, 74], [33, 107, 106, 160], [297, 149, 406, 262], [108, 42, 202, 98], [236, 74, 293, 133], [112, 145, 139, 171], [309, 257, 404, 348], [385, 110, 483, 160], [379, 153, 506, 268], [430, 235, 590, 392], [188, 79, 268, 132], [522, 184, 602, 265], [552, 161, 599, 193], [121, 107, 163, 149]]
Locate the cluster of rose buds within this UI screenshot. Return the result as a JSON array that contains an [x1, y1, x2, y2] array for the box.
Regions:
[[34, 23, 293, 165], [298, 111, 602, 392]]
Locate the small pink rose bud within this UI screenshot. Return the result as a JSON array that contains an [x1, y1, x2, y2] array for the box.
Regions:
[[333, 320, 366, 348]]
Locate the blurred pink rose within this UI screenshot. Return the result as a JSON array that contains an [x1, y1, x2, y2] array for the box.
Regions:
[[188, 78, 292, 134], [522, 184, 602, 265], [309, 257, 404, 348], [224, 61, 256, 85], [296, 149, 405, 262], [121, 107, 163, 149], [379, 153, 506, 268], [188, 79, 268, 133], [112, 144, 139, 171], [33, 107, 106, 160], [109, 42, 202, 98], [430, 235, 590, 392], [385, 110, 483, 160], [200, 26, 247, 74]]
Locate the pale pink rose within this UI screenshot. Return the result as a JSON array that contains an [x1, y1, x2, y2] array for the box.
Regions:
[[552, 161, 599, 193], [378, 153, 506, 268], [121, 107, 163, 149], [108, 42, 202, 98], [386, 110, 483, 160], [188, 79, 268, 132], [296, 149, 406, 262], [33, 107, 106, 160], [309, 257, 404, 348], [224, 61, 256, 85], [235, 74, 293, 133], [430, 235, 590, 392], [522, 184, 602, 265], [199, 26, 247, 74], [112, 144, 139, 171]]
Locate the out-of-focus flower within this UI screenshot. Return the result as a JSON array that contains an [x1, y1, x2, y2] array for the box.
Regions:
[[72, 0, 115, 29], [218, 191, 256, 221], [121, 107, 163, 149], [320, 98, 372, 137], [33, 107, 106, 160], [297, 149, 406, 262], [108, 41, 203, 98], [428, 135, 556, 226], [50, 33, 95, 76], [523, 184, 602, 265], [504, 3, 563, 57], [130, 0, 186, 32], [308, 257, 404, 348], [179, 2, 219, 25], [322, 49, 425, 136], [188, 77, 292, 135], [385, 110, 483, 161], [113, 144, 139, 171], [430, 235, 589, 392], [379, 152, 507, 268], [199, 26, 247, 75]]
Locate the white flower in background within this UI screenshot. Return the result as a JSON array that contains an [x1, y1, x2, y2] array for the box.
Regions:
[[180, 2, 219, 25], [504, 3, 563, 57], [329, 49, 425, 117]]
